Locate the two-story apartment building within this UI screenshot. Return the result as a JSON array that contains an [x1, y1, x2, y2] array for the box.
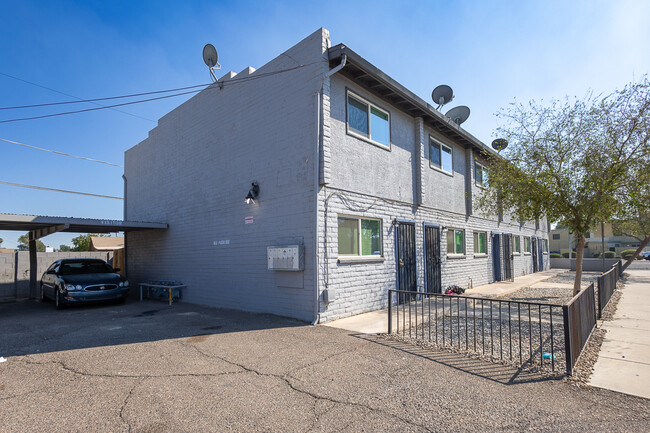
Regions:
[[124, 28, 549, 323]]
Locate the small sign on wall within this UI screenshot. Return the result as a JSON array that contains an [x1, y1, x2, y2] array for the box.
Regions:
[[245, 216, 254, 224]]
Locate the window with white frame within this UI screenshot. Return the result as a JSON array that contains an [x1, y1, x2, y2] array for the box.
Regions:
[[513, 236, 521, 254], [447, 229, 465, 255], [346, 91, 390, 147], [524, 237, 531, 254], [337, 216, 382, 257], [475, 162, 489, 188], [430, 138, 453, 173], [473, 231, 487, 255]]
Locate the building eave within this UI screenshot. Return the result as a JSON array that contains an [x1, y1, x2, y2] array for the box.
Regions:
[[328, 44, 495, 156]]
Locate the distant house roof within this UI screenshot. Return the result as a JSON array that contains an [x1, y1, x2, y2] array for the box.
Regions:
[[90, 236, 124, 251], [0, 248, 14, 253]]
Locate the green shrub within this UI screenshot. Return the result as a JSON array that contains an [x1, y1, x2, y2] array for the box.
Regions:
[[598, 251, 617, 258], [620, 249, 637, 260], [550, 253, 562, 258], [562, 251, 577, 258]]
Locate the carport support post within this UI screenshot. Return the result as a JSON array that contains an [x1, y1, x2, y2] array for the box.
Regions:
[[29, 232, 37, 299]]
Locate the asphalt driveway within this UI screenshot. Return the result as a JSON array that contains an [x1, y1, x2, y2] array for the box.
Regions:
[[1, 300, 648, 432]]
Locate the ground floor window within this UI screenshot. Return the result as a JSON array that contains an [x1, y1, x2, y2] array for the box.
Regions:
[[337, 216, 382, 257], [447, 229, 465, 255], [514, 235, 521, 254], [524, 237, 531, 254], [543, 239, 549, 253], [473, 231, 487, 255]]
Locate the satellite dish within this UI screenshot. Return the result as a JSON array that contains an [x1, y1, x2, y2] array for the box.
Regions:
[[432, 85, 454, 109], [491, 138, 508, 151], [202, 44, 221, 82], [203, 44, 219, 67], [445, 106, 470, 125]]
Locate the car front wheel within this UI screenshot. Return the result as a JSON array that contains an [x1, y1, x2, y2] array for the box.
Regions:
[[55, 289, 65, 310]]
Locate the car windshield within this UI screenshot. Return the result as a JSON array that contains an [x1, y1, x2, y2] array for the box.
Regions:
[[58, 261, 114, 275]]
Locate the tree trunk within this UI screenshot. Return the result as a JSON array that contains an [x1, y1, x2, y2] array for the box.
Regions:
[[621, 236, 650, 272], [573, 235, 586, 296]]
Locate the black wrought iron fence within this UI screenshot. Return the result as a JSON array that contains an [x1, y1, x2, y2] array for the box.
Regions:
[[597, 263, 620, 319], [388, 290, 564, 373]]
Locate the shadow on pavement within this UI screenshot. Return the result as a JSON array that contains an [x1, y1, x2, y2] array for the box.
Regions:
[[355, 334, 563, 385], [0, 299, 306, 357]]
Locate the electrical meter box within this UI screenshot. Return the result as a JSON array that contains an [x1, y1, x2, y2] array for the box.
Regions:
[[267, 245, 304, 271]]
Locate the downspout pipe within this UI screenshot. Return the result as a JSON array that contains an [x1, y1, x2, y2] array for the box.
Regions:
[[312, 54, 347, 325]]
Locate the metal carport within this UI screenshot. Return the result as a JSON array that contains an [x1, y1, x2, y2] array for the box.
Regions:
[[0, 213, 167, 299]]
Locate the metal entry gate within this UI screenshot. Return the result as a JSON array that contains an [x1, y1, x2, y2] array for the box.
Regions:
[[492, 234, 502, 282], [503, 233, 514, 281], [424, 225, 442, 294], [396, 222, 417, 301], [532, 237, 539, 273]]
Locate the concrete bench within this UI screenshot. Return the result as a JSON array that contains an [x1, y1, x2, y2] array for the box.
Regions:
[[139, 280, 186, 306]]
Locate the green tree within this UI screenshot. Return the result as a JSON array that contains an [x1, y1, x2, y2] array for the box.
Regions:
[[59, 244, 73, 252], [613, 155, 650, 270], [0, 237, 3, 247], [72, 233, 95, 252], [477, 78, 650, 295], [16, 233, 46, 252]]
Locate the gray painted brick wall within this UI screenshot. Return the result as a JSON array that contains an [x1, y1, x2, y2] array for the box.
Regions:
[[125, 29, 332, 321]]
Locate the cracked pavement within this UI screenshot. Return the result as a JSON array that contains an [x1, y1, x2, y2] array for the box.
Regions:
[[1, 301, 648, 432]]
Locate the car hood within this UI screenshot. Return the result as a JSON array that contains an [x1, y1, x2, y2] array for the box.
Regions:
[[60, 273, 124, 285]]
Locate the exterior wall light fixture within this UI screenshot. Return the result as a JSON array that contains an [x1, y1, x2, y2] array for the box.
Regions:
[[245, 182, 259, 204]]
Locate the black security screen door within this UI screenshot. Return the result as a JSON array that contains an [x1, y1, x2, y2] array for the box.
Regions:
[[532, 237, 539, 272], [424, 225, 442, 294], [492, 234, 502, 282], [396, 222, 417, 300], [503, 233, 513, 281]]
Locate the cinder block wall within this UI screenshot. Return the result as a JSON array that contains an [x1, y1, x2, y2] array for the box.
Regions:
[[125, 29, 332, 321], [0, 251, 112, 302]]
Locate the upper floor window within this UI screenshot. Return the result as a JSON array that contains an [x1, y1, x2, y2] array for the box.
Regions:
[[347, 92, 390, 148], [337, 216, 382, 257], [475, 162, 489, 188], [430, 138, 453, 173], [447, 229, 465, 256]]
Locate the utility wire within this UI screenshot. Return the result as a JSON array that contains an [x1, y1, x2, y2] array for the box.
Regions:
[[0, 89, 199, 124], [0, 181, 123, 200], [0, 63, 314, 124], [0, 82, 211, 110], [0, 137, 122, 167], [0, 71, 155, 122]]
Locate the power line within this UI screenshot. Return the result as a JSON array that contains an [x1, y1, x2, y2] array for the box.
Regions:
[[0, 137, 122, 167], [0, 71, 155, 122], [0, 89, 199, 124], [0, 181, 123, 200], [0, 63, 314, 124], [0, 82, 211, 110]]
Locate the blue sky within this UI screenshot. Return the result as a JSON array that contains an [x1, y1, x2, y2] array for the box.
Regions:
[[1, 0, 649, 249]]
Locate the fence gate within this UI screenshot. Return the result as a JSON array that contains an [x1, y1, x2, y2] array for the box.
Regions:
[[492, 233, 502, 282], [424, 225, 442, 294], [532, 237, 539, 272], [396, 222, 417, 302], [502, 233, 514, 281]]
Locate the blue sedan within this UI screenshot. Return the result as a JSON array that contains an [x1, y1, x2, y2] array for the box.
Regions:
[[41, 258, 130, 309]]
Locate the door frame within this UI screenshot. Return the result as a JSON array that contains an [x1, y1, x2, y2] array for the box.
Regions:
[[423, 222, 442, 294], [394, 219, 418, 299]]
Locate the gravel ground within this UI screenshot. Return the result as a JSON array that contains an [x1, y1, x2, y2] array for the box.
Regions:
[[389, 271, 625, 380]]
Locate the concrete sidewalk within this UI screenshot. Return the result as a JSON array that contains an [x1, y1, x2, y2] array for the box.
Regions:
[[589, 269, 650, 399], [324, 269, 566, 334]]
